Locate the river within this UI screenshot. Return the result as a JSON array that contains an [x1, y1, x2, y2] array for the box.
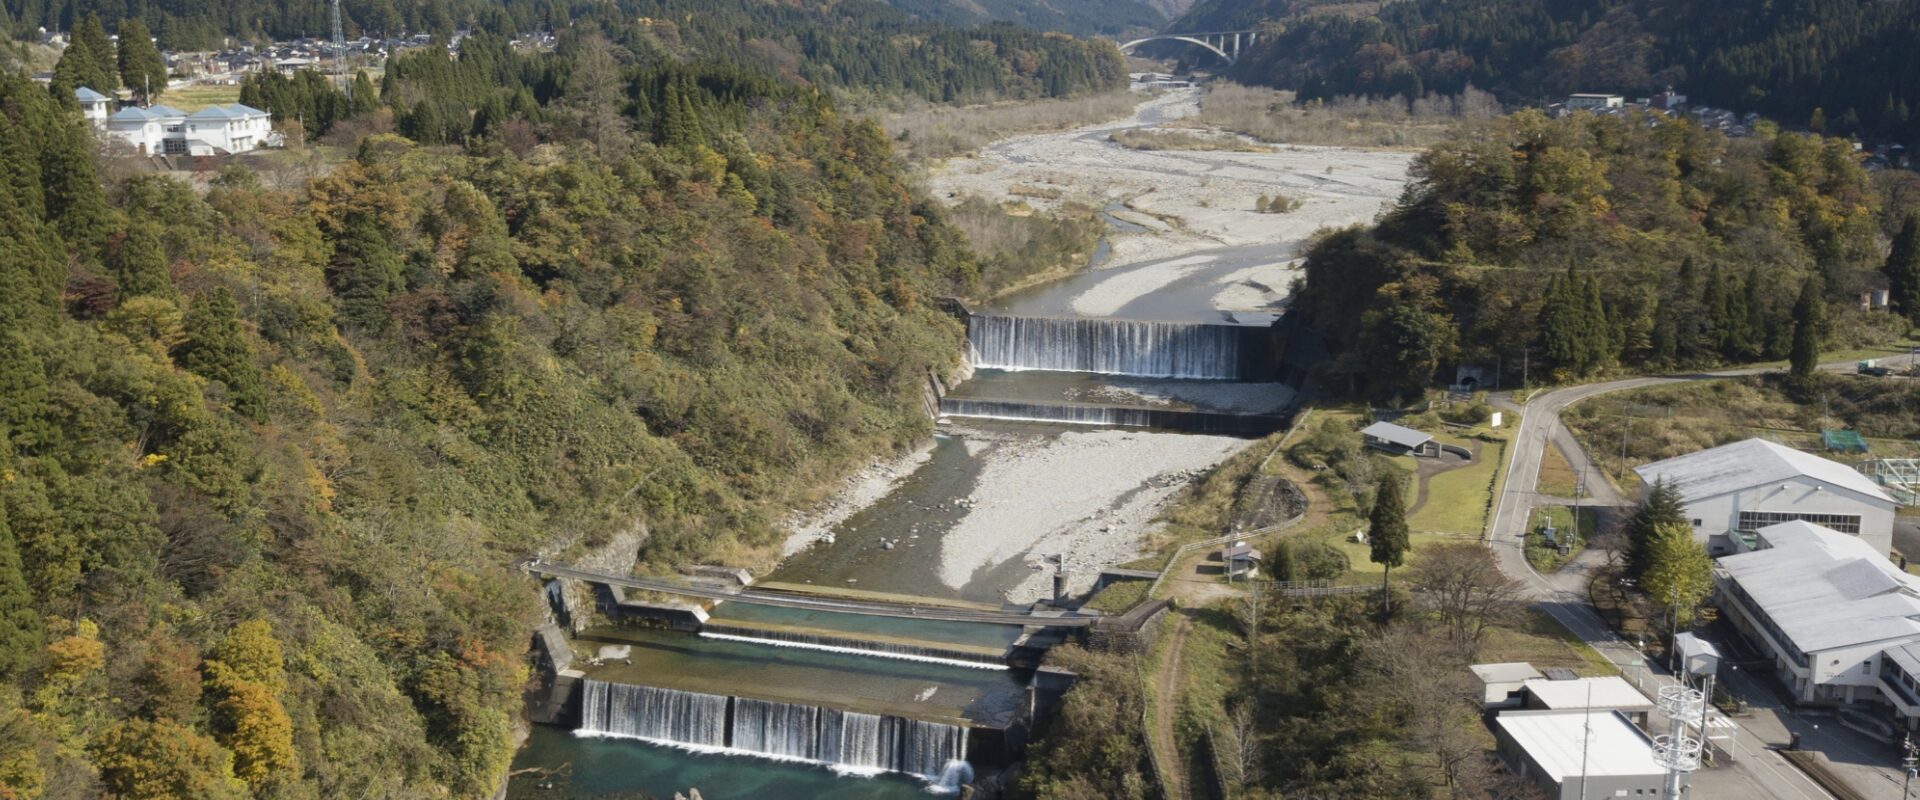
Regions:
[[506, 86, 1413, 800]]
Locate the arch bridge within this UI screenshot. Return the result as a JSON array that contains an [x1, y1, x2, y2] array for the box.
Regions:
[[1119, 30, 1260, 65]]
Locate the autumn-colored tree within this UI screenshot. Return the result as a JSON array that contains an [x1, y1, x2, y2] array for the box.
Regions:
[[212, 679, 298, 790], [91, 718, 248, 800], [1642, 521, 1714, 628], [205, 619, 285, 695]]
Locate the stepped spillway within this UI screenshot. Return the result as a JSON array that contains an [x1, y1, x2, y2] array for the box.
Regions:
[[966, 314, 1274, 380], [578, 680, 969, 779]]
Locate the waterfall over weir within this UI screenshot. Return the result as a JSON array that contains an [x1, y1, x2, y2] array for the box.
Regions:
[[578, 680, 970, 780], [967, 315, 1274, 380]]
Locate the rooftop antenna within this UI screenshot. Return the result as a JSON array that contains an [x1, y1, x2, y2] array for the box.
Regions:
[[330, 0, 349, 102]]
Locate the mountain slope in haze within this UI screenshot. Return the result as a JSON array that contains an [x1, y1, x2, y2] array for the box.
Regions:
[[1184, 0, 1920, 144], [885, 0, 1165, 38]]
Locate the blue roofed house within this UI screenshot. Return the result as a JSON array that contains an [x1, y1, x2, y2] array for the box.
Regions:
[[75, 87, 111, 125], [184, 104, 273, 155], [83, 86, 274, 156]]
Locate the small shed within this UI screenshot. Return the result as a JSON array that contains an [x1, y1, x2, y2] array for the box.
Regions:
[[1673, 632, 1722, 677], [1361, 421, 1438, 457], [1472, 662, 1545, 708], [1214, 541, 1262, 579]]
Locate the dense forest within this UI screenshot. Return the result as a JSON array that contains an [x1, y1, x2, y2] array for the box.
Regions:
[[0, 7, 1059, 790], [1175, 0, 1920, 145], [1292, 108, 1920, 401], [7, 0, 1128, 98], [885, 0, 1164, 38]]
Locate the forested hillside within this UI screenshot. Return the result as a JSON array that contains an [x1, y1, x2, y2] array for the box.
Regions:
[[6, 0, 1133, 85], [0, 13, 1031, 792], [884, 0, 1164, 38], [1181, 0, 1920, 144], [1293, 109, 1918, 400]]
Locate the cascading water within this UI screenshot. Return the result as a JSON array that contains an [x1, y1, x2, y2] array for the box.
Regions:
[[579, 681, 728, 747], [966, 314, 1271, 380], [577, 680, 970, 781]]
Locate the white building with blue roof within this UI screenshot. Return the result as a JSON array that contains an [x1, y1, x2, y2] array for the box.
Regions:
[[75, 86, 112, 124], [84, 87, 273, 156]]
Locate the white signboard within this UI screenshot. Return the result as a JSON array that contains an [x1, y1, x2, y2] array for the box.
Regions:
[[1490, 411, 1504, 428]]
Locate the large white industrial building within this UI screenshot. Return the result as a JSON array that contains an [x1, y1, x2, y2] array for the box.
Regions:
[[1634, 438, 1896, 558], [1716, 521, 1920, 734]]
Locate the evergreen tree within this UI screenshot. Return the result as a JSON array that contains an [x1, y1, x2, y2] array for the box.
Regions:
[[1625, 478, 1686, 578], [0, 450, 44, 678], [1368, 469, 1410, 612], [1538, 270, 1601, 377], [111, 221, 176, 301], [350, 71, 380, 116], [117, 19, 169, 102], [67, 14, 118, 93], [326, 213, 405, 330], [1887, 213, 1920, 326], [1789, 275, 1825, 383], [179, 287, 266, 420]]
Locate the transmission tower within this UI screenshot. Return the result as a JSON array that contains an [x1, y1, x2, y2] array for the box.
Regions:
[[330, 0, 349, 102], [1652, 684, 1705, 799]]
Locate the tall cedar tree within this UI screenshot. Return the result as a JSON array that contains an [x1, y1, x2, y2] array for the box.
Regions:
[[1369, 469, 1411, 610], [1888, 214, 1920, 326], [111, 221, 176, 300], [326, 213, 405, 330], [66, 14, 118, 93], [179, 287, 267, 420], [1625, 478, 1687, 578], [1789, 276, 1825, 382], [0, 466, 44, 678], [117, 19, 169, 102]]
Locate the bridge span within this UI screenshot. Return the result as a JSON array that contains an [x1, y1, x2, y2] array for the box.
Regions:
[[524, 560, 1099, 628], [1119, 30, 1260, 65]]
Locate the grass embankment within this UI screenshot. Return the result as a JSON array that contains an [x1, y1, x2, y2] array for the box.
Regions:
[[1085, 579, 1150, 613], [1536, 443, 1584, 498], [1524, 505, 1600, 573], [1565, 372, 1920, 483]]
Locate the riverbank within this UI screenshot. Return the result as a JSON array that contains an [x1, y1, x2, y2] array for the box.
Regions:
[[930, 88, 1415, 320]]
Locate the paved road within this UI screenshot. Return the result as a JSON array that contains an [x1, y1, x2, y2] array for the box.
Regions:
[[1485, 362, 1890, 800]]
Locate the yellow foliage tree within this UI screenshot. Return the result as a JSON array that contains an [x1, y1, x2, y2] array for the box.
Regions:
[[206, 620, 285, 696], [212, 680, 299, 791], [90, 718, 248, 800]]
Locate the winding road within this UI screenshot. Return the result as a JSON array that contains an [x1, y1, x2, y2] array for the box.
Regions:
[[1486, 361, 1885, 800]]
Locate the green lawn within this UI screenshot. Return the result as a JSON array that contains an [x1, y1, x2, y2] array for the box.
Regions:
[[1525, 505, 1600, 572], [1407, 434, 1508, 535]]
